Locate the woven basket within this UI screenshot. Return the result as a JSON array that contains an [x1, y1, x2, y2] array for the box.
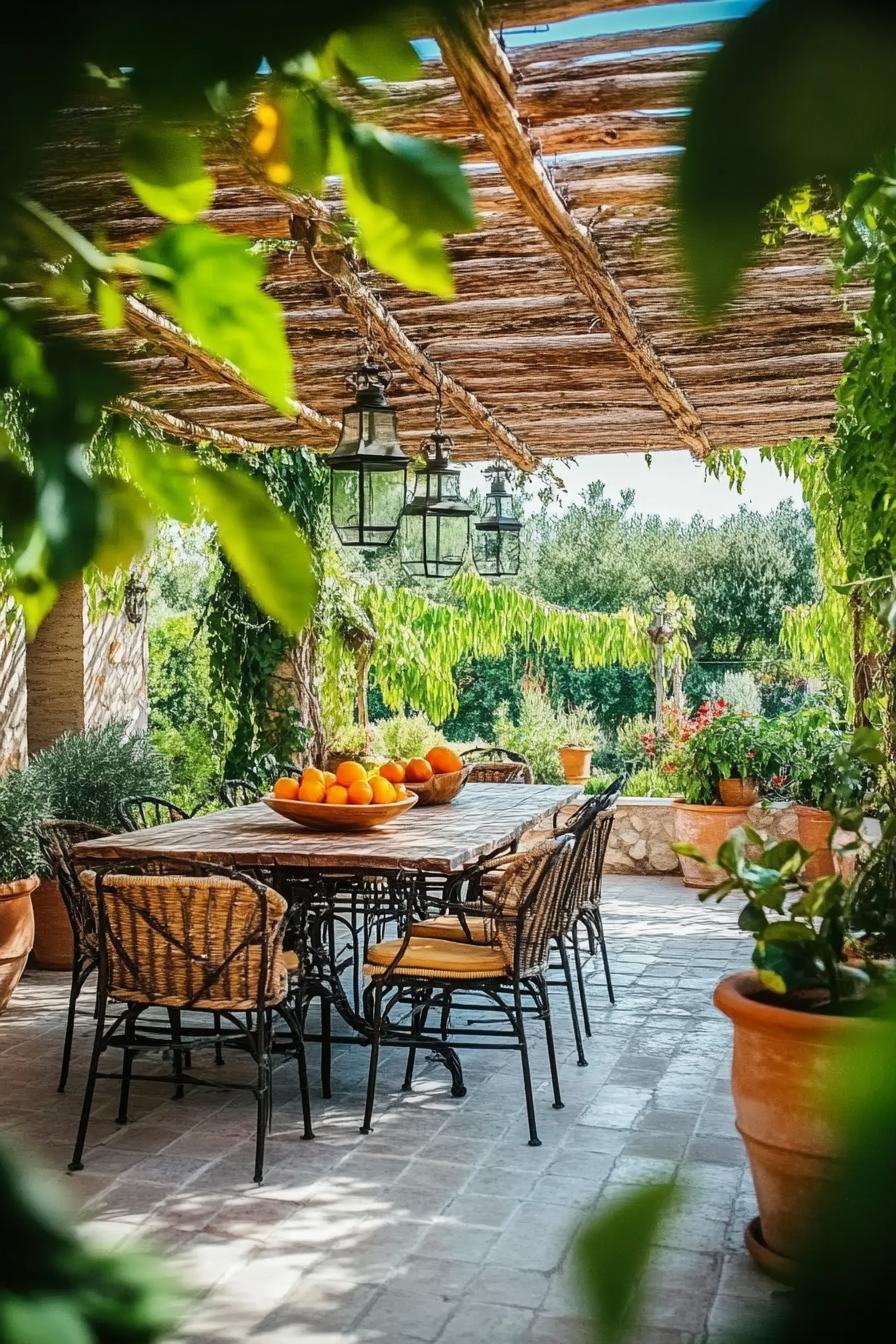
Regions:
[[466, 760, 532, 785]]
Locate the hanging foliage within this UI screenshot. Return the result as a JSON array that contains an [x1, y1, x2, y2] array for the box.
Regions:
[[322, 568, 694, 728]]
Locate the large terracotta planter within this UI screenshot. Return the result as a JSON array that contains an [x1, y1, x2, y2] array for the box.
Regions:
[[673, 801, 751, 888], [30, 878, 73, 971], [795, 805, 835, 881], [714, 971, 865, 1281], [718, 777, 759, 807], [558, 745, 592, 785], [0, 876, 37, 1011]]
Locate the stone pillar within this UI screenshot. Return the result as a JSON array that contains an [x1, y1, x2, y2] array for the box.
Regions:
[[26, 578, 147, 756], [0, 604, 28, 772]]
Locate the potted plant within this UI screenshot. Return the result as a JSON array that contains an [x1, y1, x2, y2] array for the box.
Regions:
[[558, 705, 599, 785], [674, 735, 885, 1283], [27, 722, 169, 969], [0, 769, 40, 1010], [766, 706, 851, 879], [668, 706, 764, 887]]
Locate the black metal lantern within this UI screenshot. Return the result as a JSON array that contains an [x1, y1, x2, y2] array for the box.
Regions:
[[473, 463, 522, 578], [123, 574, 148, 625], [328, 357, 408, 548], [400, 427, 473, 580]]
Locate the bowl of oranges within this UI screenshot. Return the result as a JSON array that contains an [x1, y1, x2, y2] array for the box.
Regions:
[[263, 762, 417, 831], [400, 747, 472, 806]]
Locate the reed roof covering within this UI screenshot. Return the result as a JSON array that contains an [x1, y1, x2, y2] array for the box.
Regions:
[[27, 0, 864, 467]]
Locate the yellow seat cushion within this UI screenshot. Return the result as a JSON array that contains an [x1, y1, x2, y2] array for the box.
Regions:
[[283, 950, 299, 972], [364, 936, 508, 981], [409, 915, 494, 944]]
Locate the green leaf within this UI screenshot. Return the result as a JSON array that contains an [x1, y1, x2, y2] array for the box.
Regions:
[[123, 125, 215, 223], [92, 478, 156, 576], [738, 902, 768, 933], [94, 279, 125, 330], [118, 435, 198, 523], [139, 223, 294, 413], [330, 21, 421, 82], [670, 841, 707, 862], [763, 921, 816, 944], [344, 183, 455, 296], [0, 1295, 92, 1344], [194, 466, 317, 634], [574, 1183, 677, 1344], [346, 124, 476, 236], [678, 0, 896, 315]]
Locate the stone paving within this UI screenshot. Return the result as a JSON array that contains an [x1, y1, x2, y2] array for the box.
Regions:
[[0, 876, 789, 1343]]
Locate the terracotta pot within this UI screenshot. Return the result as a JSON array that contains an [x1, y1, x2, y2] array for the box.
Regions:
[[0, 876, 37, 1011], [672, 801, 751, 888], [30, 878, 73, 971], [795, 805, 835, 881], [718, 777, 759, 807], [558, 745, 592, 785], [714, 971, 866, 1280]]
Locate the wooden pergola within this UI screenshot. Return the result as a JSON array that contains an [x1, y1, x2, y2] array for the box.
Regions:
[[28, 0, 864, 470]]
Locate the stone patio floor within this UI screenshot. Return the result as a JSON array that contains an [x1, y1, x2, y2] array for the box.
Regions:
[[0, 875, 789, 1343]]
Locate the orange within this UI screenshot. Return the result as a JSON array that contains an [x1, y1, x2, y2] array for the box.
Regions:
[[302, 766, 325, 785], [426, 746, 463, 775], [325, 784, 349, 805], [298, 778, 326, 803], [273, 777, 299, 800], [336, 760, 368, 789], [370, 776, 397, 804], [405, 757, 434, 783], [380, 760, 405, 784], [346, 779, 374, 806], [323, 771, 337, 787], [394, 784, 410, 800]]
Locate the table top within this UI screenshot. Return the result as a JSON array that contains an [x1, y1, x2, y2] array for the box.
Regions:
[[73, 784, 581, 875]]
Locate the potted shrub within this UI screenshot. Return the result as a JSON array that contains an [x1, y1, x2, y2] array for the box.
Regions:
[[27, 722, 169, 969], [0, 769, 40, 1011], [668, 706, 764, 887], [674, 743, 884, 1284], [558, 706, 599, 785], [766, 706, 851, 879]]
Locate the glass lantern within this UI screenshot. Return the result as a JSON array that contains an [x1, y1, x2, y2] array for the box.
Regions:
[[400, 429, 473, 579], [328, 358, 408, 548], [473, 464, 522, 578]]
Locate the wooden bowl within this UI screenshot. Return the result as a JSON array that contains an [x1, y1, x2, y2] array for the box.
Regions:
[[262, 793, 418, 831], [404, 766, 472, 807]]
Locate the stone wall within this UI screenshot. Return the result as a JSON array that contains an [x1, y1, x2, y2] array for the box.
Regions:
[[0, 606, 28, 772], [606, 797, 800, 876]]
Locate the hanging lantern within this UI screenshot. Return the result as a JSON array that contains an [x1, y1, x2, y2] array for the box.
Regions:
[[123, 573, 148, 625], [400, 427, 473, 580], [328, 357, 408, 548], [473, 462, 523, 578]]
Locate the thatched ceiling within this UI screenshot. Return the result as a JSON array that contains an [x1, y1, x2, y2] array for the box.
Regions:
[[23, 0, 864, 466]]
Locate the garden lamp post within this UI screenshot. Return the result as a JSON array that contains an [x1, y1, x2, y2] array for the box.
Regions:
[[647, 601, 675, 733], [472, 462, 523, 578], [328, 356, 408, 549]]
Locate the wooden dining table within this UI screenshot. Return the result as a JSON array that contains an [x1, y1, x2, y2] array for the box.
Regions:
[[73, 784, 581, 874], [74, 783, 581, 1094]]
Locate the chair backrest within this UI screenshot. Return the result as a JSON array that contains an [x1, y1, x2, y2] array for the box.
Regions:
[[35, 819, 110, 948], [490, 833, 578, 977], [118, 796, 189, 832], [275, 762, 303, 780], [221, 779, 262, 808], [462, 746, 533, 785], [566, 809, 615, 918], [90, 863, 289, 1011]]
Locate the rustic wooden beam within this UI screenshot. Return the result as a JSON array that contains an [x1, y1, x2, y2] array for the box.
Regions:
[[115, 396, 285, 454], [437, 2, 712, 459], [123, 296, 340, 443]]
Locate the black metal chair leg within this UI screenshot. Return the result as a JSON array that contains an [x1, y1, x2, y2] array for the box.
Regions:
[[538, 977, 564, 1111], [360, 982, 383, 1135], [513, 983, 540, 1147], [572, 927, 592, 1037], [557, 937, 588, 1067], [280, 1005, 315, 1140], [253, 1026, 270, 1185], [58, 960, 91, 1093], [116, 1008, 137, 1124], [595, 910, 616, 1004], [213, 1012, 224, 1065], [402, 989, 432, 1091], [69, 991, 107, 1172], [167, 1008, 186, 1099]]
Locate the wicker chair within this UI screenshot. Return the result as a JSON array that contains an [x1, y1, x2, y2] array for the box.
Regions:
[[461, 746, 533, 785], [35, 820, 111, 1092], [360, 833, 577, 1146], [68, 861, 312, 1185], [117, 796, 189, 831]]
